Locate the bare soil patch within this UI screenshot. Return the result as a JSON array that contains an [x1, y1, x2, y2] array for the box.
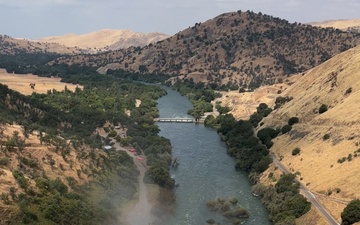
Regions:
[[214, 76, 298, 120]]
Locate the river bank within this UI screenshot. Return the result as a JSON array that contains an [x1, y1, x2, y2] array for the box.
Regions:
[[156, 86, 270, 225]]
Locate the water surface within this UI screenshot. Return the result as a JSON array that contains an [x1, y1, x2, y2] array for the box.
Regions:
[[156, 86, 270, 225]]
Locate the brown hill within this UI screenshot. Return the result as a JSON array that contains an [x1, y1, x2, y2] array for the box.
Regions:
[[37, 29, 169, 52], [0, 35, 82, 55], [55, 11, 360, 87], [309, 19, 360, 33], [261, 45, 360, 222]]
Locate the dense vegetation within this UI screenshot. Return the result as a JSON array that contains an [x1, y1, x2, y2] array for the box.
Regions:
[[253, 174, 311, 224], [341, 199, 360, 225], [204, 101, 310, 224], [171, 79, 221, 119], [0, 61, 175, 224], [207, 197, 249, 224]]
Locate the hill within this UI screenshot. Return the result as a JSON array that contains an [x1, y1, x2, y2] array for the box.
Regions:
[[55, 11, 360, 87], [309, 19, 360, 33], [260, 44, 360, 222], [37, 29, 169, 52], [0, 35, 82, 55]]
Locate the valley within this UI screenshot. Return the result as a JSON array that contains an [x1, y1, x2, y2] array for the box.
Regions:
[[0, 8, 360, 225]]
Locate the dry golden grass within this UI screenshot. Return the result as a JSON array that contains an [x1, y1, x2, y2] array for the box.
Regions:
[[0, 35, 81, 55], [0, 69, 82, 95], [0, 125, 94, 192], [309, 19, 360, 30], [259, 45, 360, 221], [295, 206, 329, 225], [215, 76, 299, 120], [37, 29, 169, 51]]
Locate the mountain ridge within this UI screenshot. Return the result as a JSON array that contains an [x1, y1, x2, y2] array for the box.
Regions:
[[36, 29, 169, 52], [309, 19, 360, 32], [54, 11, 360, 87]]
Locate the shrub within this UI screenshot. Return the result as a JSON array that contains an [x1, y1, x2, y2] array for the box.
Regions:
[[12, 170, 28, 190], [292, 147, 301, 156], [108, 130, 117, 138], [345, 87, 352, 95], [0, 157, 9, 166], [319, 104, 328, 114], [223, 207, 250, 218], [257, 103, 272, 117], [257, 127, 280, 144], [341, 199, 360, 225], [323, 133, 330, 140], [274, 96, 293, 109], [281, 124, 292, 134], [288, 117, 299, 126], [338, 157, 346, 163]]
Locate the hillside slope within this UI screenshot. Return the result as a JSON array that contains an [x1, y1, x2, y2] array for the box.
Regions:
[[309, 19, 360, 33], [262, 45, 360, 221], [37, 29, 169, 52], [56, 11, 360, 87], [0, 35, 82, 55]]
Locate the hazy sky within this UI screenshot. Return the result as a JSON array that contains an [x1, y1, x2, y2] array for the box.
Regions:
[[0, 0, 359, 39]]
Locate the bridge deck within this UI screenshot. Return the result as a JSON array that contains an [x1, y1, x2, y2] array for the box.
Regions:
[[154, 118, 195, 123]]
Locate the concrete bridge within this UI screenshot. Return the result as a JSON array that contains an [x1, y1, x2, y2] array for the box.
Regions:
[[154, 118, 195, 123]]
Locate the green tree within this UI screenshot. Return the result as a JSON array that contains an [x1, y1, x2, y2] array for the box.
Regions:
[[319, 104, 328, 114], [288, 117, 299, 126], [341, 199, 360, 225]]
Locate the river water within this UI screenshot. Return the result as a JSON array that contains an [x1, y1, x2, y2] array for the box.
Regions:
[[156, 86, 270, 225]]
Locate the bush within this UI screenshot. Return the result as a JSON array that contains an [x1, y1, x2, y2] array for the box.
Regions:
[[319, 104, 328, 114], [323, 133, 330, 140], [288, 117, 299, 126], [0, 157, 9, 165], [345, 87, 352, 95], [12, 170, 28, 190], [292, 147, 301, 156], [341, 199, 360, 225], [108, 130, 117, 138], [223, 207, 250, 218], [281, 124, 292, 134], [257, 127, 280, 144]]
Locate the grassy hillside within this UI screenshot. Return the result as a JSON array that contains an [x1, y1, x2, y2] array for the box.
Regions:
[[261, 45, 360, 222], [37, 29, 169, 52], [55, 11, 360, 87], [309, 19, 360, 33], [0, 67, 173, 224], [0, 35, 82, 55]]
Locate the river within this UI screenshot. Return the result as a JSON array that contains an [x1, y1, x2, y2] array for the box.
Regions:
[[156, 86, 270, 225]]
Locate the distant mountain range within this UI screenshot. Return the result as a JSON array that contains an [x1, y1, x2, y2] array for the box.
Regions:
[[0, 34, 82, 55], [308, 19, 360, 32], [54, 11, 360, 88], [36, 29, 169, 52]]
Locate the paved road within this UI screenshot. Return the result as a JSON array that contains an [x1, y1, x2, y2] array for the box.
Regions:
[[271, 154, 340, 225]]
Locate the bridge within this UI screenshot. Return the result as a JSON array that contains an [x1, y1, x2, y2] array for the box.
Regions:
[[154, 118, 195, 123]]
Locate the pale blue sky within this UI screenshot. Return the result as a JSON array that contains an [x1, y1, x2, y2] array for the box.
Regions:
[[0, 0, 359, 39]]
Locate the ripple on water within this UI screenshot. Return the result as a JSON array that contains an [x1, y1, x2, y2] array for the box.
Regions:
[[156, 87, 270, 225]]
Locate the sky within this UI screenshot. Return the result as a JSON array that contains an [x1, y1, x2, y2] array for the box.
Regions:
[[0, 0, 359, 39]]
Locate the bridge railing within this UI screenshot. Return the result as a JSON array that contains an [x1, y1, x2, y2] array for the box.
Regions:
[[154, 118, 195, 123]]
